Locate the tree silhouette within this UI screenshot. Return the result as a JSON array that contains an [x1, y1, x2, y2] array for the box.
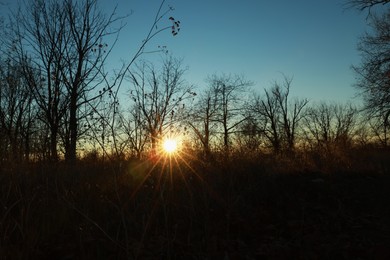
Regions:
[[187, 87, 219, 160], [304, 102, 358, 151], [251, 76, 308, 153], [128, 56, 193, 153], [353, 9, 390, 146], [346, 0, 390, 10], [6, 0, 124, 162], [0, 58, 37, 161], [206, 74, 252, 154]]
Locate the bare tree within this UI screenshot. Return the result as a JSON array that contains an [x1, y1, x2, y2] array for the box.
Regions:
[[6, 0, 69, 161], [350, 5, 390, 148], [80, 89, 124, 160], [272, 77, 308, 151], [304, 102, 358, 150], [2, 0, 181, 163], [252, 88, 282, 152], [122, 105, 149, 158], [367, 112, 390, 146], [8, 0, 124, 162], [251, 76, 308, 153], [345, 0, 390, 11], [236, 112, 263, 153], [206, 74, 252, 153], [128, 56, 193, 152], [84, 0, 181, 160], [187, 87, 219, 159], [58, 0, 123, 162], [0, 58, 37, 162]]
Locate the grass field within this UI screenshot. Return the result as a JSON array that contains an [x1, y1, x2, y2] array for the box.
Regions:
[[1, 150, 390, 259]]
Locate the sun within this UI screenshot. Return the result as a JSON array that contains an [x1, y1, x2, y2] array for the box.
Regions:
[[162, 138, 178, 154]]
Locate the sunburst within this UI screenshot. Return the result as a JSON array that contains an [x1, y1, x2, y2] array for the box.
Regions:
[[162, 138, 178, 155], [125, 132, 214, 259]]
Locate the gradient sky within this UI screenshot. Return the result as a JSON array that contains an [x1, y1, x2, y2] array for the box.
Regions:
[[106, 0, 371, 103], [1, 0, 370, 103]]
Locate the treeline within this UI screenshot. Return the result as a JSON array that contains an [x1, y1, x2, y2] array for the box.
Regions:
[[0, 0, 389, 166], [1, 55, 388, 163]]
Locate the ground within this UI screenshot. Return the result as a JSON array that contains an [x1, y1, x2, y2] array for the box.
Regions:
[[1, 152, 390, 259]]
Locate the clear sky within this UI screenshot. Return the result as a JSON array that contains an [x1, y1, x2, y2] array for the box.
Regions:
[[105, 0, 370, 103], [1, 0, 370, 103]]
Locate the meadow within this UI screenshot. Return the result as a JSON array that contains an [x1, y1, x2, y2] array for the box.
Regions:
[[1, 148, 390, 259]]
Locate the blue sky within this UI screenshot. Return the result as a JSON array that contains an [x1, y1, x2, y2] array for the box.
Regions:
[[106, 0, 370, 103], [1, 0, 370, 103]]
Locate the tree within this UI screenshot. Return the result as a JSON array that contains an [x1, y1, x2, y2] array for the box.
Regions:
[[7, 0, 67, 161], [304, 102, 358, 151], [122, 105, 149, 158], [346, 0, 390, 10], [367, 112, 390, 146], [352, 9, 390, 146], [236, 112, 263, 153], [206, 74, 252, 154], [83, 0, 181, 159], [272, 77, 308, 151], [251, 76, 308, 153], [252, 87, 281, 152], [8, 0, 125, 162], [81, 88, 125, 160], [2, 0, 180, 163], [0, 58, 37, 162], [128, 56, 193, 152], [187, 87, 219, 159], [56, 0, 122, 162]]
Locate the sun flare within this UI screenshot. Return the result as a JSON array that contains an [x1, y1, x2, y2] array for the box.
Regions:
[[162, 138, 178, 154]]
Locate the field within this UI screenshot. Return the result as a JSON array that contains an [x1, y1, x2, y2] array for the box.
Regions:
[[1, 149, 390, 259]]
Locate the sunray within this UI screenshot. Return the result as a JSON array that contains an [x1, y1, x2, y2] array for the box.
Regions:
[[127, 153, 164, 202]]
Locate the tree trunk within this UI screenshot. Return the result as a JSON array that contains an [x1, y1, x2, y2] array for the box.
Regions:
[[66, 91, 78, 163], [204, 127, 211, 160], [50, 126, 58, 161]]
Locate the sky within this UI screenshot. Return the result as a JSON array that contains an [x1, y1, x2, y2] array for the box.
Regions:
[[105, 0, 371, 104], [1, 0, 371, 103]]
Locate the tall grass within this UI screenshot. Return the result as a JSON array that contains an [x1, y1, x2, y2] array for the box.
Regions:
[[1, 148, 390, 259]]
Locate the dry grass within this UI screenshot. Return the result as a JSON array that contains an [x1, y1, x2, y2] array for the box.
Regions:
[[1, 149, 390, 259]]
